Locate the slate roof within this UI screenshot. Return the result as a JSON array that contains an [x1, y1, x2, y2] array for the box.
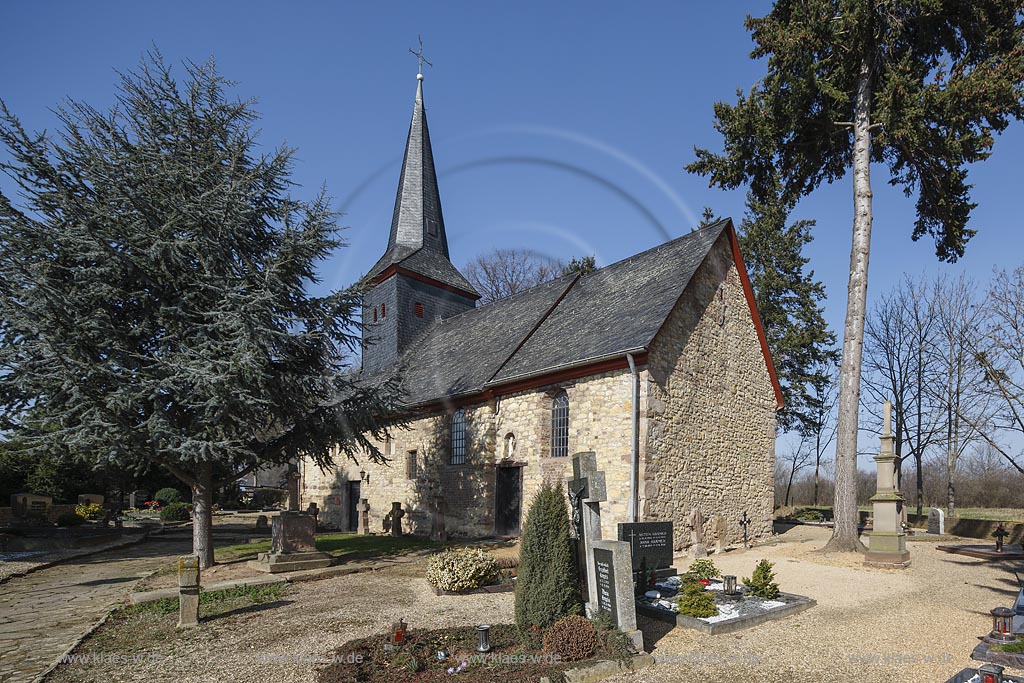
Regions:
[[365, 78, 479, 298], [389, 220, 731, 408]]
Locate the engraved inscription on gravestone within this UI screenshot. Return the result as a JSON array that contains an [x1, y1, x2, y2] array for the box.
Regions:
[[618, 521, 673, 572], [593, 547, 617, 625]]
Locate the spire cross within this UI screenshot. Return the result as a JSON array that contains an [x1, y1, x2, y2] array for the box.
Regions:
[[409, 35, 432, 76]]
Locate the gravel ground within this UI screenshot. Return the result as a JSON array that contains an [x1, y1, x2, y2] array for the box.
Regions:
[[47, 556, 515, 683], [609, 525, 1016, 683], [46, 525, 1016, 683]]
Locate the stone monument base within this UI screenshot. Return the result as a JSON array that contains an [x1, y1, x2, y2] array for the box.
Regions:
[[248, 550, 332, 573], [864, 531, 911, 568]]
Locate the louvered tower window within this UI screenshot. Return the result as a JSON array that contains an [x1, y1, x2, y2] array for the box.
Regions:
[[450, 408, 466, 465], [551, 391, 569, 458]]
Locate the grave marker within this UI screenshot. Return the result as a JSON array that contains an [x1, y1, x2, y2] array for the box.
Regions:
[[618, 521, 675, 575], [591, 539, 642, 650], [177, 555, 200, 628], [928, 507, 945, 535], [567, 452, 606, 609]]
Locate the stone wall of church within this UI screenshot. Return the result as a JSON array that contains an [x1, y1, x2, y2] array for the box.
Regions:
[[495, 368, 640, 540], [642, 233, 777, 551], [302, 402, 497, 536]]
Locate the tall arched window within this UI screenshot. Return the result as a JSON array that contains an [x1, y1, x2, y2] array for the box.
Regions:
[[551, 391, 569, 458], [450, 408, 467, 465]]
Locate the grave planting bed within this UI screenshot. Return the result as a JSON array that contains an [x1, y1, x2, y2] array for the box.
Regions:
[[635, 578, 816, 635], [936, 544, 1024, 560]]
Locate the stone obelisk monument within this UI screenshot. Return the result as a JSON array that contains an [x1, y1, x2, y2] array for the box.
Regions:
[[864, 400, 911, 568]]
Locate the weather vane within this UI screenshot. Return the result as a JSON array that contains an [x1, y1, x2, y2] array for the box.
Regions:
[[409, 34, 432, 77]]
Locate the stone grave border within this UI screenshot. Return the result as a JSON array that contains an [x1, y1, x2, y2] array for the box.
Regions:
[[937, 544, 1024, 560], [636, 591, 816, 635]]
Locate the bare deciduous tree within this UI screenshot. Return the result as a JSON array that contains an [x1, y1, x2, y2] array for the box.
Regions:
[[463, 249, 565, 304], [862, 275, 943, 515], [970, 267, 1024, 477], [931, 275, 991, 517]]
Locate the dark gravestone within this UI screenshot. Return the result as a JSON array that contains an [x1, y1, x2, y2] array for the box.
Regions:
[[593, 547, 618, 625], [619, 521, 674, 572]]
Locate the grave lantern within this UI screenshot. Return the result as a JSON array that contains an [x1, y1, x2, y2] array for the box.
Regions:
[[723, 575, 739, 595], [476, 624, 491, 653], [391, 618, 407, 646], [979, 663, 1005, 683], [990, 607, 1016, 644]]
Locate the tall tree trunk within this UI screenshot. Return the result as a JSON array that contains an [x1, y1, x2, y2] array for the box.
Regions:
[[813, 431, 823, 506], [825, 55, 873, 554], [192, 461, 215, 569]]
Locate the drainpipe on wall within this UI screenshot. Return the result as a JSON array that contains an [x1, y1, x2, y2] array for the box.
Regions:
[[626, 352, 640, 523]]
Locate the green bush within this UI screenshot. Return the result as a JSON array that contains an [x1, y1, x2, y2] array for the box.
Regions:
[[676, 581, 718, 618], [74, 502, 104, 520], [542, 614, 598, 661], [160, 501, 191, 522], [793, 507, 825, 522], [743, 559, 780, 599], [57, 512, 86, 527], [687, 558, 720, 581], [514, 481, 582, 631], [154, 487, 183, 506], [425, 547, 499, 592]]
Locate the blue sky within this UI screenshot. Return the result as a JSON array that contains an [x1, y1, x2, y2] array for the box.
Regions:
[[3, 1, 1023, 458]]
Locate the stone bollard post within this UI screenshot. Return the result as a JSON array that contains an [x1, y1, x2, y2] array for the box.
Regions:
[[177, 555, 200, 628]]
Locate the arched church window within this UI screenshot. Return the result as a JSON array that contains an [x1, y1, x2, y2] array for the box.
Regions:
[[450, 408, 466, 465], [551, 391, 569, 458]]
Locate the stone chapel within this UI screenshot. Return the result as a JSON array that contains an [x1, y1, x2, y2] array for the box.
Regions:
[[301, 72, 782, 551]]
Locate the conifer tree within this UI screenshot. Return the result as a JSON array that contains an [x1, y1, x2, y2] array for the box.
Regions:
[[688, 1, 1024, 552], [514, 481, 581, 631], [0, 52, 400, 567]]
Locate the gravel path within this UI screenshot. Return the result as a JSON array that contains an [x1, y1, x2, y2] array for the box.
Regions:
[[46, 556, 513, 683], [609, 525, 1017, 683]]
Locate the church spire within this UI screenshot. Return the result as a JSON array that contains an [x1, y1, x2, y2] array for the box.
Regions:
[[386, 64, 450, 259]]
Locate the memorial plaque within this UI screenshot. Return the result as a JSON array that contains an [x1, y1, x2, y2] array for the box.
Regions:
[[619, 521, 674, 572], [593, 547, 617, 624]]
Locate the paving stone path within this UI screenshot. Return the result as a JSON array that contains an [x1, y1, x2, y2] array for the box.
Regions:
[[0, 537, 191, 683]]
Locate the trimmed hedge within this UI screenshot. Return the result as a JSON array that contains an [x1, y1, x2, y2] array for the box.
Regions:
[[154, 487, 183, 505], [425, 547, 499, 592], [160, 501, 191, 522]]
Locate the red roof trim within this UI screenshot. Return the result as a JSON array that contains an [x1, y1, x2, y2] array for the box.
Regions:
[[373, 264, 481, 301], [725, 220, 785, 410]]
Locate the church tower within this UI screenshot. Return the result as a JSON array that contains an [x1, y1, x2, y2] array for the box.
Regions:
[[361, 72, 479, 375]]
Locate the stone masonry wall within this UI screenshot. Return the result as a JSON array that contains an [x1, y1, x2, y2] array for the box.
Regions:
[[302, 401, 496, 536], [643, 232, 777, 550], [495, 368, 640, 540]]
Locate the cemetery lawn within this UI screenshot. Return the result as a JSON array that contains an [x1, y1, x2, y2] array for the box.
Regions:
[[214, 533, 436, 562]]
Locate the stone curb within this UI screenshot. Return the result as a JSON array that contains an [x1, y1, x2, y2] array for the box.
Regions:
[[0, 531, 151, 586], [540, 653, 656, 683]]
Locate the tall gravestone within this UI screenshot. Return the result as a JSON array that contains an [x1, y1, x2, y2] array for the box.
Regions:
[[356, 498, 370, 535], [864, 400, 911, 568], [567, 452, 606, 610], [713, 514, 728, 554], [591, 539, 642, 650], [689, 508, 708, 558]]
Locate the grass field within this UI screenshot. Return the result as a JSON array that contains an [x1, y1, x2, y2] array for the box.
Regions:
[[214, 532, 437, 563], [777, 505, 1024, 523]]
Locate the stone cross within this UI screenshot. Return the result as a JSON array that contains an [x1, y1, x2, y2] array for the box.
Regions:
[[863, 400, 911, 568], [287, 469, 301, 512], [566, 452, 607, 614], [177, 555, 200, 628], [713, 514, 728, 554], [356, 498, 370, 535], [689, 508, 708, 558], [390, 502, 406, 537]]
